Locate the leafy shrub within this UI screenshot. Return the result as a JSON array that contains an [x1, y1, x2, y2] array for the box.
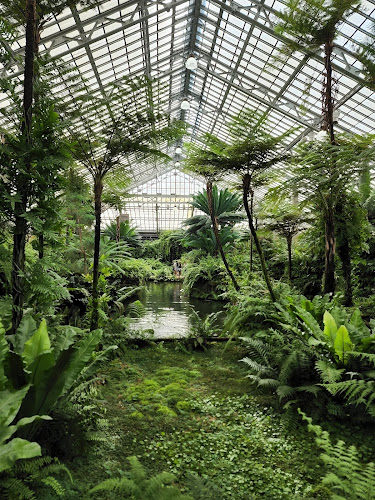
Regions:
[[119, 258, 173, 284], [183, 255, 229, 299], [0, 321, 50, 473], [240, 295, 375, 423], [184, 309, 223, 350], [4, 316, 115, 439]]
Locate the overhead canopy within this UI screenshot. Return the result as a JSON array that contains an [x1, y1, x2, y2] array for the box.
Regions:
[[1, 0, 375, 229]]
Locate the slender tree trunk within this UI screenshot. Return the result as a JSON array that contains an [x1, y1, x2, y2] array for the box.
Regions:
[[116, 214, 121, 243], [250, 189, 254, 272], [323, 207, 336, 295], [206, 181, 240, 291], [337, 238, 353, 307], [90, 175, 103, 331], [321, 39, 337, 295], [286, 234, 293, 283], [38, 234, 44, 259], [243, 174, 276, 302], [11, 0, 36, 333], [323, 40, 336, 146]]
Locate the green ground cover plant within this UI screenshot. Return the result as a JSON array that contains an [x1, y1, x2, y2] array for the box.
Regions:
[[62, 342, 359, 499]]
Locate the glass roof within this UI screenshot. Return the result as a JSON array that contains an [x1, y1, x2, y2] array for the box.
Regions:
[[1, 0, 375, 230]]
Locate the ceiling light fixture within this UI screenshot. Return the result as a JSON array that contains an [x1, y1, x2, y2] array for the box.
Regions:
[[175, 147, 182, 154], [180, 100, 190, 110], [175, 161, 181, 167], [185, 56, 198, 70]]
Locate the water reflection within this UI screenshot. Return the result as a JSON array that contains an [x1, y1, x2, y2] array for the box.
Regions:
[[129, 282, 224, 338]]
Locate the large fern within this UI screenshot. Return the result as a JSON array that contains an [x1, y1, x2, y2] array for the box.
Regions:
[[89, 456, 193, 499], [299, 411, 375, 500], [0, 456, 72, 499]]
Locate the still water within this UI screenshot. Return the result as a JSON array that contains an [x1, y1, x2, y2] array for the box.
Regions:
[[129, 282, 224, 338]]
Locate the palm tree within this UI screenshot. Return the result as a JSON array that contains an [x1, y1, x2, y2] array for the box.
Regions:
[[183, 227, 241, 256], [70, 76, 185, 330], [184, 139, 241, 291], [103, 221, 141, 249], [275, 0, 360, 293]]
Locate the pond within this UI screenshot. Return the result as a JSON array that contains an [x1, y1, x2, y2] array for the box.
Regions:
[[128, 282, 225, 338]]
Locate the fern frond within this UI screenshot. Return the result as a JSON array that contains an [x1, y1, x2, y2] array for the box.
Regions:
[[1, 478, 35, 499], [315, 360, 345, 383], [323, 379, 375, 408], [89, 477, 136, 494]]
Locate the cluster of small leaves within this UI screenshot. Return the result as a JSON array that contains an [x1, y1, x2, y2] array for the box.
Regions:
[[139, 394, 320, 499]]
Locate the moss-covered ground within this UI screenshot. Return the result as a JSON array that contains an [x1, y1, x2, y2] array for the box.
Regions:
[[63, 343, 335, 499]]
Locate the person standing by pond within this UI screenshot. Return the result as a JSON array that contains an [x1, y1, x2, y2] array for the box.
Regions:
[[173, 260, 178, 278], [177, 261, 182, 279]]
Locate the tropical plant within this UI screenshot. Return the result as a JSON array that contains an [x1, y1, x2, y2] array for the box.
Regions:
[[184, 136, 240, 290], [185, 309, 223, 350], [3, 315, 115, 439], [240, 294, 375, 421], [260, 202, 307, 282], [300, 410, 375, 499], [0, 456, 72, 499], [0, 321, 50, 473], [70, 75, 185, 330], [183, 226, 240, 255], [274, 0, 361, 295], [89, 455, 193, 499], [103, 221, 141, 248], [271, 135, 375, 297]]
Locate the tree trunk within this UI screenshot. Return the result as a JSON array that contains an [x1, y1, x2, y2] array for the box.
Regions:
[[250, 189, 254, 272], [90, 175, 103, 331], [11, 0, 36, 333], [286, 234, 293, 283], [323, 40, 336, 146], [206, 181, 240, 291], [321, 39, 337, 296], [38, 234, 44, 259], [337, 237, 353, 307], [243, 174, 276, 302], [323, 207, 336, 295]]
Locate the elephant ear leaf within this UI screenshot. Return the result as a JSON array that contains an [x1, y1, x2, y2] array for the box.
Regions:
[[334, 326, 353, 365], [323, 311, 338, 346], [22, 320, 51, 368]]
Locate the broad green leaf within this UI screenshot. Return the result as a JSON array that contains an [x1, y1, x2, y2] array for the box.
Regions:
[[10, 314, 36, 355], [323, 311, 338, 346], [348, 308, 370, 339], [53, 326, 79, 358], [0, 386, 30, 428], [334, 326, 353, 365], [308, 337, 325, 347], [0, 414, 51, 444], [294, 306, 323, 338], [22, 320, 50, 368], [26, 352, 55, 387], [0, 438, 41, 472]]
